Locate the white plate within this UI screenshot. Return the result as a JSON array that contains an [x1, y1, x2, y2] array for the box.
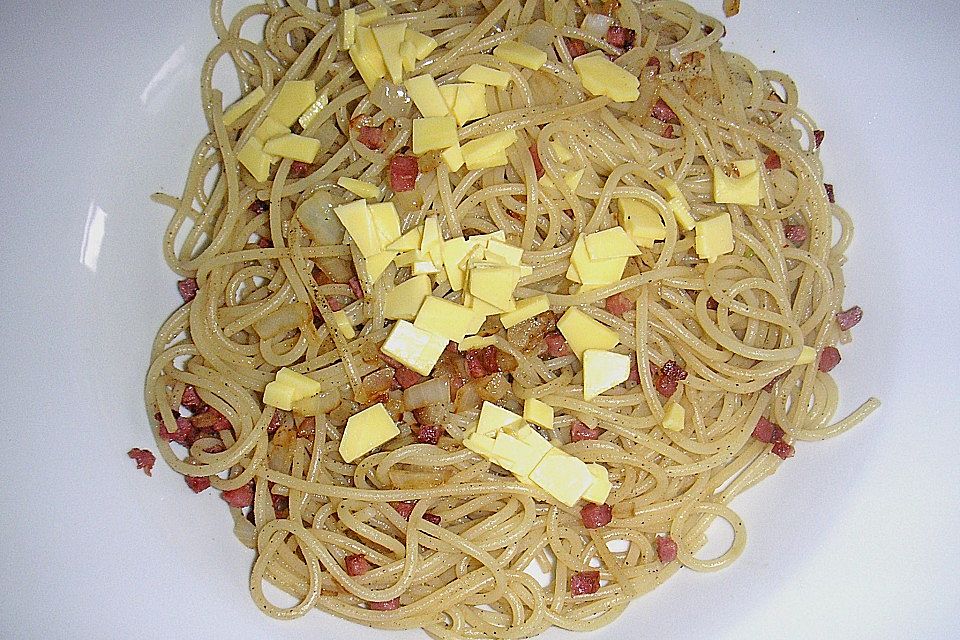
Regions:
[[1, 1, 958, 638]]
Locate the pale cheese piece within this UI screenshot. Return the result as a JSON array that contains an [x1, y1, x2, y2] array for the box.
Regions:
[[267, 80, 317, 127], [405, 29, 439, 59], [414, 296, 483, 343], [458, 334, 497, 351], [458, 64, 511, 88], [237, 138, 273, 182], [253, 115, 290, 144], [494, 427, 552, 476], [356, 6, 388, 27], [298, 94, 329, 128], [500, 294, 550, 329], [384, 274, 432, 320], [714, 163, 761, 206], [463, 291, 507, 317], [551, 141, 574, 163], [556, 307, 619, 359], [350, 26, 388, 90], [263, 133, 321, 163], [338, 176, 381, 200], [463, 430, 502, 464], [694, 212, 734, 263], [529, 449, 595, 507], [668, 195, 697, 232], [661, 400, 686, 431], [380, 320, 448, 376], [451, 83, 488, 125], [441, 140, 465, 171], [369, 202, 402, 246], [523, 397, 554, 430], [339, 403, 400, 463], [386, 226, 422, 252], [583, 349, 631, 400], [582, 464, 612, 504], [476, 401, 523, 436], [223, 86, 266, 126], [469, 263, 521, 311], [372, 23, 407, 83], [263, 380, 297, 411], [572, 51, 640, 103], [796, 345, 817, 365], [440, 237, 474, 291], [485, 239, 524, 266], [276, 367, 323, 400], [341, 8, 357, 50], [411, 258, 440, 276], [333, 200, 381, 257], [365, 250, 398, 281], [438, 83, 461, 111], [584, 227, 641, 260], [413, 116, 459, 154], [461, 130, 519, 171], [400, 39, 418, 73], [405, 75, 450, 117], [331, 310, 357, 339], [563, 168, 584, 192], [569, 235, 628, 286], [618, 198, 666, 247], [493, 40, 548, 70]]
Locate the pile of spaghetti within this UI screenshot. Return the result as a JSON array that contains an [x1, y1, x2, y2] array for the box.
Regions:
[[145, 0, 878, 636]]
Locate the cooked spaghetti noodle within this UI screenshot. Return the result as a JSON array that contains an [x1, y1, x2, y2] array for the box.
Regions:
[[145, 0, 878, 637]]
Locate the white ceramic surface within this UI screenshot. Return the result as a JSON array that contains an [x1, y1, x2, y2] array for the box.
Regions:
[[0, 1, 957, 638]]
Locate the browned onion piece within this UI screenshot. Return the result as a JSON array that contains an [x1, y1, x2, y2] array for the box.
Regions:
[[360, 368, 395, 401], [412, 402, 447, 427], [404, 378, 451, 410], [253, 302, 311, 339]]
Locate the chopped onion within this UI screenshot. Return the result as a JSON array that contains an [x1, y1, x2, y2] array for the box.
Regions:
[[253, 302, 311, 339], [316, 257, 354, 283], [370, 80, 412, 120], [296, 191, 343, 245], [580, 13, 613, 40], [455, 380, 481, 413], [361, 368, 395, 402], [388, 469, 448, 489], [478, 372, 509, 402], [413, 403, 447, 427], [404, 378, 450, 410], [523, 19, 558, 51]]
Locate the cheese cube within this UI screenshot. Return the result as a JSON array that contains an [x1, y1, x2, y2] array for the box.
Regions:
[[485, 239, 524, 266], [463, 430, 504, 465], [276, 367, 324, 399], [569, 236, 628, 286], [338, 176, 380, 200], [582, 464, 611, 504], [333, 200, 381, 257], [400, 39, 418, 72], [356, 6, 388, 26], [458, 334, 497, 351], [380, 320, 448, 376], [458, 64, 511, 88], [350, 26, 388, 90], [494, 427, 552, 476], [477, 401, 523, 436], [556, 307, 619, 359], [263, 133, 321, 163], [734, 159, 759, 177], [461, 130, 519, 171], [411, 258, 440, 275], [563, 168, 584, 192], [298, 94, 329, 128], [583, 349, 630, 400], [618, 198, 666, 247], [469, 263, 520, 311], [523, 397, 554, 430], [223, 86, 266, 126], [572, 51, 640, 103], [668, 195, 697, 231], [511, 425, 554, 460], [551, 141, 574, 163], [341, 8, 357, 49], [585, 227, 641, 260], [438, 84, 461, 110], [413, 116, 459, 154], [694, 212, 734, 263], [494, 41, 548, 70], [796, 345, 817, 365], [451, 83, 488, 125], [414, 296, 483, 343], [263, 380, 297, 411], [237, 138, 273, 182], [500, 294, 550, 329], [714, 163, 760, 206], [529, 449, 595, 507], [393, 249, 422, 267], [331, 310, 356, 339], [253, 115, 290, 143], [365, 250, 397, 281], [405, 29, 439, 59], [463, 291, 508, 317], [369, 202, 401, 246], [339, 403, 400, 463], [267, 80, 317, 127], [386, 226, 422, 252], [405, 75, 449, 117], [661, 400, 685, 431], [441, 140, 465, 171], [372, 23, 407, 83], [440, 237, 474, 291], [384, 274, 432, 320]]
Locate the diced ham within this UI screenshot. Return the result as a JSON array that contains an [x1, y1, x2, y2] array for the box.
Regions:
[[813, 129, 825, 148], [529, 144, 545, 179], [248, 199, 270, 214], [655, 535, 678, 563], [464, 350, 487, 379], [423, 513, 441, 525], [752, 417, 785, 444], [465, 345, 502, 378], [565, 38, 588, 58], [825, 183, 835, 203], [571, 420, 601, 442], [184, 475, 211, 493], [267, 410, 283, 435], [626, 358, 640, 385], [326, 296, 343, 312], [345, 554, 370, 576], [570, 570, 601, 596], [413, 423, 442, 445], [181, 386, 205, 413], [605, 25, 636, 49], [221, 484, 254, 508], [192, 407, 231, 432], [544, 331, 571, 358], [478, 346, 500, 374], [764, 151, 781, 171], [653, 360, 688, 398], [349, 277, 364, 300], [289, 161, 313, 178], [772, 440, 795, 460], [367, 597, 401, 611], [178, 278, 198, 303], [389, 155, 419, 192], [662, 124, 674, 138], [390, 501, 417, 520], [706, 297, 719, 311], [296, 416, 316, 438], [604, 293, 632, 317], [271, 493, 290, 519], [836, 306, 863, 331], [127, 448, 156, 476], [580, 503, 613, 529], [646, 56, 661, 73], [818, 346, 841, 373], [651, 99, 680, 124], [158, 416, 196, 446], [393, 365, 424, 389], [783, 224, 808, 245], [257, 236, 272, 249], [358, 125, 385, 150]]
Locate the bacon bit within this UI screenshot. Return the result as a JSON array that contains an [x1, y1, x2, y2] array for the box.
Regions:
[[192, 407, 232, 432], [772, 440, 795, 460], [393, 365, 424, 389], [564, 37, 588, 58], [581, 503, 613, 529], [813, 129, 825, 148], [706, 297, 719, 311], [605, 25, 636, 50], [651, 99, 680, 124], [271, 493, 290, 519], [783, 224, 808, 245], [348, 277, 364, 300], [653, 360, 688, 398], [185, 475, 211, 493], [662, 124, 674, 138], [570, 570, 601, 596], [655, 535, 678, 562], [464, 345, 502, 378], [257, 236, 272, 249], [544, 331, 571, 358], [222, 484, 255, 508], [626, 358, 640, 385], [177, 278, 198, 303], [764, 151, 781, 171], [752, 417, 785, 444], [413, 423, 442, 445], [368, 597, 401, 611], [248, 199, 269, 214], [296, 416, 316, 438], [158, 416, 196, 446], [464, 350, 487, 379], [267, 410, 283, 435], [646, 56, 661, 73], [358, 125, 385, 150], [127, 448, 156, 476], [389, 155, 419, 192], [604, 293, 632, 317], [818, 346, 841, 373], [390, 501, 417, 520], [345, 554, 370, 577], [478, 345, 500, 374], [529, 144, 545, 179], [289, 161, 313, 178], [326, 296, 343, 312], [181, 386, 205, 413], [571, 420, 601, 442], [825, 183, 835, 203], [423, 513, 441, 525], [836, 306, 863, 331]]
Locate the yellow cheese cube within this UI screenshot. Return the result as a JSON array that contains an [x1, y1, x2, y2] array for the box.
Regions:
[[569, 235, 628, 286], [237, 137, 273, 182], [572, 51, 640, 103], [413, 116, 459, 154], [393, 249, 422, 267], [440, 237, 473, 291], [477, 401, 523, 436], [339, 403, 400, 463], [668, 195, 697, 232], [331, 309, 356, 339], [400, 39, 418, 73], [458, 64, 512, 88], [734, 159, 759, 177], [365, 250, 398, 281], [500, 294, 550, 329], [386, 226, 422, 252], [469, 263, 521, 311], [796, 345, 817, 365], [463, 430, 505, 466], [494, 427, 552, 476], [223, 86, 266, 126], [380, 320, 448, 376], [263, 381, 297, 411], [713, 164, 760, 206], [582, 464, 611, 504], [661, 400, 686, 431], [583, 349, 631, 400], [563, 168, 584, 192], [405, 29, 439, 60], [529, 449, 595, 507], [356, 6, 388, 27], [267, 80, 317, 127], [275, 367, 324, 400], [494, 40, 548, 70], [411, 258, 440, 276], [485, 240, 524, 267], [695, 212, 734, 263], [384, 274, 432, 320], [369, 202, 402, 246], [263, 133, 321, 163], [338, 176, 381, 200], [511, 425, 554, 460], [333, 200, 381, 257], [464, 291, 509, 317], [438, 84, 460, 110], [341, 8, 357, 50], [441, 140, 465, 171], [350, 26, 388, 90], [414, 296, 483, 343], [551, 141, 574, 163], [458, 334, 497, 351], [372, 23, 407, 83], [466, 149, 508, 170], [451, 83, 488, 125], [523, 397, 554, 430], [585, 227, 641, 260], [618, 198, 666, 246], [556, 307, 620, 359], [298, 94, 329, 128], [253, 115, 290, 143], [405, 74, 449, 117], [461, 130, 518, 171]]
